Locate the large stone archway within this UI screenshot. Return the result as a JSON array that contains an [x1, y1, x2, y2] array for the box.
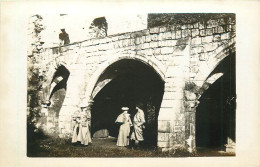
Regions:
[[83, 54, 166, 105], [88, 59, 165, 146]]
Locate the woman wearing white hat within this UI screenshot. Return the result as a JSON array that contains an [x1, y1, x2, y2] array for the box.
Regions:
[[115, 107, 132, 147]]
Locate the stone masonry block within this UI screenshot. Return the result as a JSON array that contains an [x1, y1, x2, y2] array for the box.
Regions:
[[141, 36, 146, 44], [221, 33, 230, 40], [174, 126, 185, 132], [182, 29, 190, 38], [157, 141, 171, 148], [150, 27, 159, 34], [165, 32, 172, 39], [158, 41, 168, 47], [135, 37, 140, 45], [171, 31, 176, 39], [176, 30, 182, 39], [213, 34, 221, 42], [149, 41, 158, 48], [226, 25, 232, 32], [151, 34, 158, 41], [158, 121, 171, 133], [161, 99, 175, 108], [160, 27, 167, 33], [181, 25, 187, 29], [199, 53, 209, 61], [192, 29, 199, 37], [145, 48, 153, 56], [143, 43, 149, 49], [201, 36, 213, 43], [167, 91, 184, 100], [145, 35, 151, 42], [161, 47, 174, 54], [166, 66, 184, 77], [205, 43, 218, 52], [191, 37, 201, 45], [193, 23, 199, 28], [153, 48, 161, 55], [158, 132, 170, 141], [167, 40, 177, 46], [217, 26, 224, 33], [206, 28, 213, 36], [199, 29, 206, 36], [199, 22, 205, 29], [162, 91, 176, 100]]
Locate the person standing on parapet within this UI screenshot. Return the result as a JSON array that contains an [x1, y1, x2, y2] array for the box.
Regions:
[[115, 107, 132, 147], [130, 106, 146, 147], [59, 28, 70, 45]]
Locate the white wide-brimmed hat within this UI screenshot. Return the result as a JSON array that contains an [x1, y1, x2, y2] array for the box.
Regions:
[[121, 107, 129, 111]]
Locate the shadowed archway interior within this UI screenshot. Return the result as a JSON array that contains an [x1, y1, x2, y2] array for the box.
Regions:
[[196, 53, 236, 149], [91, 59, 164, 147]]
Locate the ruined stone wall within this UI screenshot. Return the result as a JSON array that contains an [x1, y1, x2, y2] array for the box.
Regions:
[[32, 16, 236, 150]]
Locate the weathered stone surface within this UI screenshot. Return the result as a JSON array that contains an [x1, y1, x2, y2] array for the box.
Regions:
[[158, 120, 171, 133], [161, 47, 174, 54]]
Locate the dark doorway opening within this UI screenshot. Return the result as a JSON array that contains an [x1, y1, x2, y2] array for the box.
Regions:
[[196, 53, 236, 149], [91, 59, 164, 147]]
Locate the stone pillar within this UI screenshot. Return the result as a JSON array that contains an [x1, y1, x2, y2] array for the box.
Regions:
[[225, 137, 235, 153], [58, 64, 87, 137], [157, 40, 190, 151], [184, 90, 199, 152], [87, 99, 94, 135]]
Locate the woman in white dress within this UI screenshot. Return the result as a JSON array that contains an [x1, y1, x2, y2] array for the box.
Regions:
[[78, 112, 92, 146], [72, 104, 92, 146], [115, 107, 132, 147]]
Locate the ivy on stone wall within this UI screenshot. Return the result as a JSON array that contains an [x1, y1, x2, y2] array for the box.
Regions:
[[27, 14, 45, 139], [148, 13, 235, 28]]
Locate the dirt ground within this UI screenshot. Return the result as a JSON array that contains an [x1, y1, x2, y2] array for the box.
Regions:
[[27, 137, 235, 157]]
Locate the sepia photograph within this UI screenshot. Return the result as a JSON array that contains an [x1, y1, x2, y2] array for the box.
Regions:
[[27, 13, 236, 157], [1, 1, 260, 167]]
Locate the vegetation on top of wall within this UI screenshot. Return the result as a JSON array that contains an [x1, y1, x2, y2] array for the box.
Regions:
[[148, 13, 235, 28]]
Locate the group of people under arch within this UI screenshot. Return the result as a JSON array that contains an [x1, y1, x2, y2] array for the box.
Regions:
[[71, 104, 146, 148]]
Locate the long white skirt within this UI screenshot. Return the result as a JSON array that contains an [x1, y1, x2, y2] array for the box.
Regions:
[[117, 123, 131, 146]]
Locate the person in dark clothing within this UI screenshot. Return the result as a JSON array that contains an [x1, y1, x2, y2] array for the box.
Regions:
[[59, 29, 70, 45]]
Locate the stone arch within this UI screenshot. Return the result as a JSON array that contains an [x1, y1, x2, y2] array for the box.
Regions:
[[184, 38, 236, 152], [83, 54, 166, 104], [193, 38, 236, 88], [193, 40, 236, 151]]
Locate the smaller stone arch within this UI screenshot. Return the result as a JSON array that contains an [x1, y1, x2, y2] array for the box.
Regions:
[[193, 39, 236, 88], [82, 54, 166, 105]]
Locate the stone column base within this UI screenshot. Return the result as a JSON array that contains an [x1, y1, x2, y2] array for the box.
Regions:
[[225, 143, 236, 153]]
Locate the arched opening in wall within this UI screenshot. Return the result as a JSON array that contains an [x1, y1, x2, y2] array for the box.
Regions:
[[91, 59, 164, 147], [48, 65, 70, 118], [196, 52, 236, 150]]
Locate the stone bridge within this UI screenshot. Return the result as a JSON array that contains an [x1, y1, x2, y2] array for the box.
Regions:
[[36, 17, 236, 152]]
